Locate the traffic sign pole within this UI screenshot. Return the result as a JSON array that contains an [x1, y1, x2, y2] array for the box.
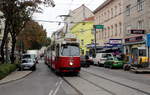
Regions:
[[94, 26, 96, 57], [93, 25, 104, 57]]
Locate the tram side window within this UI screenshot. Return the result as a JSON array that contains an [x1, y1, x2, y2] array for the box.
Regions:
[[56, 45, 59, 56], [139, 49, 146, 56]]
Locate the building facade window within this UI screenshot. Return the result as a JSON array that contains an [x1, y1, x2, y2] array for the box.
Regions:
[[119, 3, 121, 14], [126, 24, 132, 35], [111, 25, 113, 37], [115, 24, 117, 36], [126, 5, 131, 16], [102, 30, 103, 39], [111, 8, 113, 18], [137, 20, 144, 29], [99, 16, 101, 24], [137, 0, 143, 11], [81, 39, 84, 45], [108, 10, 110, 20], [101, 14, 103, 23], [91, 39, 94, 43], [119, 22, 122, 35], [108, 27, 110, 37], [104, 28, 106, 38], [104, 12, 106, 21], [115, 6, 117, 16]]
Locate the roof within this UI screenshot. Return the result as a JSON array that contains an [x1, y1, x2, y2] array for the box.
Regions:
[[93, 0, 113, 14], [84, 16, 94, 21], [64, 4, 93, 20]]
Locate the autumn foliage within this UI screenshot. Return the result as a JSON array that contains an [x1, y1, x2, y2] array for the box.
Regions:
[[16, 20, 48, 50]]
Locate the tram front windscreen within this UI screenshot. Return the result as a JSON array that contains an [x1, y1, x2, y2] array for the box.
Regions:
[[61, 44, 80, 56]]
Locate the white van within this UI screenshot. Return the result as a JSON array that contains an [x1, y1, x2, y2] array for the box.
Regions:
[[93, 53, 113, 66]]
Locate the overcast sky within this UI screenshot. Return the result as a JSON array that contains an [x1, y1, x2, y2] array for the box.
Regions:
[[33, 0, 105, 37]]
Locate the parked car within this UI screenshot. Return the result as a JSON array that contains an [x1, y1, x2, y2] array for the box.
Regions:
[[22, 53, 38, 64], [80, 55, 90, 67], [88, 56, 94, 65], [104, 57, 125, 69], [19, 59, 36, 71], [93, 53, 113, 66]]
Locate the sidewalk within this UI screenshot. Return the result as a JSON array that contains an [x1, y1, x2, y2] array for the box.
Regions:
[[0, 71, 32, 85]]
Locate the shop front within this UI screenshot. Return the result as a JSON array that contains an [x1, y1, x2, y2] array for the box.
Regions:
[[124, 34, 148, 67]]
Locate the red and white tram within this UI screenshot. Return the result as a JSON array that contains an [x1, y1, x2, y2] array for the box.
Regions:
[[45, 34, 80, 74]]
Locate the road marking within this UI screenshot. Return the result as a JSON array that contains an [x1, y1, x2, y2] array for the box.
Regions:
[[55, 81, 59, 86], [53, 80, 63, 95], [49, 90, 53, 95]]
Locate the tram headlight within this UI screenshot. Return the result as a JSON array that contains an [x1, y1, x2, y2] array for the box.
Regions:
[[69, 62, 74, 66]]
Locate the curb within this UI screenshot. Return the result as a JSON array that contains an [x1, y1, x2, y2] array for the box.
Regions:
[[0, 71, 32, 85]]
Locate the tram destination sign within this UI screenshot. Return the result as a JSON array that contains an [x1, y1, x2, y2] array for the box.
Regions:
[[130, 29, 145, 34]]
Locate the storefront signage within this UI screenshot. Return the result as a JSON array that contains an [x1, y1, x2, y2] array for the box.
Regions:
[[125, 35, 144, 43], [146, 34, 150, 47], [130, 29, 145, 34], [109, 39, 122, 45]]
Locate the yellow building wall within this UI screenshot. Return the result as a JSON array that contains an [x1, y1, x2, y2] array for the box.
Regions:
[[71, 22, 94, 55]]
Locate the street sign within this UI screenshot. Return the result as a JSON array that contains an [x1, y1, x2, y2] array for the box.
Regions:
[[130, 29, 145, 34], [146, 34, 150, 47], [94, 25, 104, 29], [109, 39, 122, 45]]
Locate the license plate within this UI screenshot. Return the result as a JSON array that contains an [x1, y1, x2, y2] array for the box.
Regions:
[[24, 66, 30, 69]]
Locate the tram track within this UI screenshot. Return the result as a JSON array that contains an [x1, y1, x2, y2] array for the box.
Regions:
[[79, 76, 116, 95], [61, 68, 150, 95], [82, 70, 150, 95], [61, 77, 83, 95], [62, 74, 115, 95]]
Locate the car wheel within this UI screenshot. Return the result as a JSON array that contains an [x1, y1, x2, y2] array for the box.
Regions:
[[32, 65, 36, 71], [109, 65, 113, 69], [123, 64, 130, 71], [104, 64, 107, 68], [18, 67, 21, 71], [98, 62, 101, 67]]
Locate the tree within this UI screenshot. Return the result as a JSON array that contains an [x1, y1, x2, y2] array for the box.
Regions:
[[16, 20, 47, 50], [0, 0, 55, 63]]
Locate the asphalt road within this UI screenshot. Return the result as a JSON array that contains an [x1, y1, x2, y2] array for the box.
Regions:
[[64, 65, 150, 95], [1, 60, 150, 95], [89, 66, 150, 85], [0, 59, 79, 95]]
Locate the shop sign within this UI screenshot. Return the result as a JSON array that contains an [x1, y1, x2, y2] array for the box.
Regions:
[[146, 34, 150, 47], [130, 29, 145, 34], [109, 39, 122, 45], [125, 35, 144, 43]]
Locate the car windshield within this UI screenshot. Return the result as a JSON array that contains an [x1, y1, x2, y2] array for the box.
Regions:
[[61, 44, 80, 56], [114, 57, 122, 61], [102, 53, 112, 58], [22, 55, 31, 59], [22, 60, 32, 63]]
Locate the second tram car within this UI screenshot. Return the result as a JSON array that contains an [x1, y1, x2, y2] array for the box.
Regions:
[[45, 34, 80, 74]]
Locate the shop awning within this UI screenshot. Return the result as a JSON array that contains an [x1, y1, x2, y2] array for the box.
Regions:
[[124, 41, 145, 46]]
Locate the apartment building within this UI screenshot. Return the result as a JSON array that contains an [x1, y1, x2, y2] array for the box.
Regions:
[[93, 0, 123, 47], [123, 0, 150, 54], [63, 4, 94, 33], [70, 17, 94, 55]]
